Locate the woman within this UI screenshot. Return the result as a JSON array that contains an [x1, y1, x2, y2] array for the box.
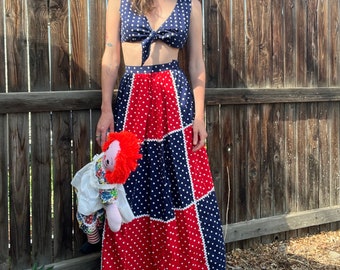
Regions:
[[96, 0, 226, 269]]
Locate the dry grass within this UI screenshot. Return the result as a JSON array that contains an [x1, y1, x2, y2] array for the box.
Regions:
[[227, 230, 340, 269]]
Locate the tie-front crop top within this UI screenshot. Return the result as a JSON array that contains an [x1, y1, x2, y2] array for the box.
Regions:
[[120, 0, 191, 65]]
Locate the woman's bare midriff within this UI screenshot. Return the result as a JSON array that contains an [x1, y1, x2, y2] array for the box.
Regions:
[[122, 41, 179, 66]]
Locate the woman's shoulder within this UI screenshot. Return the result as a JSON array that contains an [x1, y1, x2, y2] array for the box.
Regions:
[[190, 0, 202, 9], [107, 0, 121, 15]]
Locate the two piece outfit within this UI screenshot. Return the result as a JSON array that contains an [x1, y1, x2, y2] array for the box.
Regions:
[[100, 0, 227, 269]]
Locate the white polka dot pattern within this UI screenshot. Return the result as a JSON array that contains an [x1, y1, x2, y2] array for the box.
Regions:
[[119, 0, 191, 65], [100, 61, 226, 269]]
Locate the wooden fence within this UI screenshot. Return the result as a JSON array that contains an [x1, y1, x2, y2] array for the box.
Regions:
[[2, 0, 340, 269]]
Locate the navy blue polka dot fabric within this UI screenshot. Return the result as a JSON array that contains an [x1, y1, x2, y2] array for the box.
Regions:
[[120, 0, 191, 65]]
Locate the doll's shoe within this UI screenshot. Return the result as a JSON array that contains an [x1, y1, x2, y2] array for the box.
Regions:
[[80, 241, 101, 254]]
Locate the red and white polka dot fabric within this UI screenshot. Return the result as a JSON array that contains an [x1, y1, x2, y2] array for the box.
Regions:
[[100, 61, 226, 270]]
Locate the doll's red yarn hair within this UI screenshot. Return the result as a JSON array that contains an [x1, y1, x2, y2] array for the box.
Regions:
[[102, 131, 142, 184]]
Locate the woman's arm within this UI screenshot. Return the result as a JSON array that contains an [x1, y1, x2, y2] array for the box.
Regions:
[[96, 0, 121, 146], [187, 0, 207, 152]]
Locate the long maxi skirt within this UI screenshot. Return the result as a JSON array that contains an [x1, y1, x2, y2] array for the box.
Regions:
[[101, 60, 226, 270]]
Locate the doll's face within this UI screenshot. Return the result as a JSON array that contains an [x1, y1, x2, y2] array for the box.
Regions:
[[103, 140, 121, 172]]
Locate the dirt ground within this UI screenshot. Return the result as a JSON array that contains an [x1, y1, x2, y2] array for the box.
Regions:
[[227, 230, 340, 269]]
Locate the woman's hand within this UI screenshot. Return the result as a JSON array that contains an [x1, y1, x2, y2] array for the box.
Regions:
[[96, 111, 114, 146], [192, 118, 207, 152]]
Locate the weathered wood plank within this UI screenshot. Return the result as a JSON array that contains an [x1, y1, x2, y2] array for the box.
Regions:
[[88, 0, 105, 152], [8, 110, 30, 269], [246, 105, 261, 247], [88, 0, 105, 155], [88, 1, 102, 155], [51, 113, 73, 261], [206, 105, 223, 220], [225, 206, 340, 243], [245, 0, 256, 87], [219, 0, 232, 87], [219, 105, 234, 250], [204, 0, 219, 87], [284, 103, 298, 239], [260, 104, 272, 220], [233, 105, 247, 223], [318, 102, 331, 232], [70, 0, 92, 254], [247, 105, 261, 221], [49, 0, 74, 261], [232, 0, 245, 87], [0, 0, 5, 90], [330, 104, 340, 207], [227, 104, 247, 249], [49, 0, 70, 89], [88, 1, 103, 155], [6, 0, 31, 268], [271, 103, 286, 241], [296, 103, 309, 237], [259, 104, 273, 244], [70, 0, 89, 89], [271, 103, 286, 216], [0, 0, 9, 268], [72, 107, 92, 255], [329, 1, 340, 86], [317, 0, 328, 86], [88, 1, 105, 89], [296, 0, 307, 86], [255, 0, 272, 87], [26, 253, 100, 270], [272, 0, 284, 87], [306, 103, 319, 235], [283, 0, 297, 87], [28, 0, 52, 265], [4, 87, 340, 114], [329, 103, 340, 230], [205, 88, 340, 105], [30, 113, 52, 262], [0, 91, 102, 113], [306, 0, 318, 86], [220, 105, 234, 226]]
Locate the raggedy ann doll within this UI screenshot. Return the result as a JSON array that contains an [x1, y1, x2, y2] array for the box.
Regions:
[[71, 131, 142, 254]]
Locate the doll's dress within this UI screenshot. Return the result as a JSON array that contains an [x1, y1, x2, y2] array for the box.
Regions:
[[71, 153, 135, 223]]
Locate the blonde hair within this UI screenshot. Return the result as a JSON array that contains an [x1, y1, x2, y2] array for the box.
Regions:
[[130, 0, 154, 14]]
